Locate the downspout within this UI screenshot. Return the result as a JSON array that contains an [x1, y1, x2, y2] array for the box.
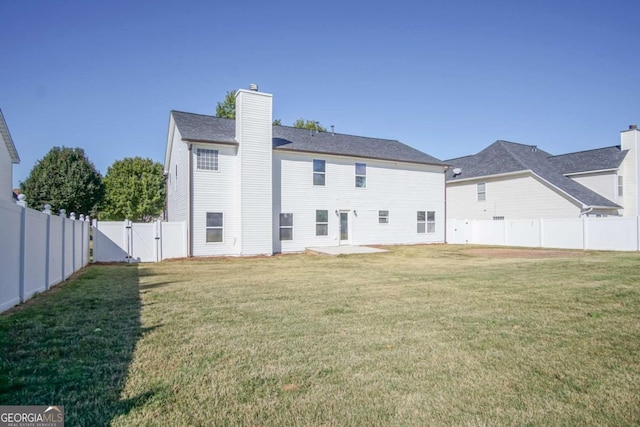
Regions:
[[581, 207, 594, 217], [443, 166, 449, 244], [188, 143, 194, 257]]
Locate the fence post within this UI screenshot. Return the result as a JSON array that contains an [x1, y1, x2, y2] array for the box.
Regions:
[[43, 204, 52, 290], [70, 213, 76, 274], [539, 218, 544, 248], [18, 198, 26, 303], [582, 215, 588, 250], [155, 219, 161, 262], [92, 219, 98, 263], [60, 209, 66, 280]]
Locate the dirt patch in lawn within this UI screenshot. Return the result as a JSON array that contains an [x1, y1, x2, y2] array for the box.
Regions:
[[462, 247, 585, 258]]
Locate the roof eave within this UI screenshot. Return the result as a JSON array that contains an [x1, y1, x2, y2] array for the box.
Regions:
[[564, 168, 619, 177], [183, 138, 239, 146], [447, 169, 530, 183], [0, 110, 20, 164], [274, 146, 448, 168]]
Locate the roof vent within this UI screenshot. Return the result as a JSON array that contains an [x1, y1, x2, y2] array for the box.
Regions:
[[530, 145, 538, 152], [248, 83, 258, 91], [630, 124, 638, 130], [452, 167, 462, 177]]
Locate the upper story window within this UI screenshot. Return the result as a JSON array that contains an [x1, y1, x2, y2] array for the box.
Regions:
[[618, 176, 623, 196], [477, 183, 486, 201], [379, 210, 389, 224], [197, 148, 219, 171], [355, 163, 366, 188], [313, 159, 326, 186]]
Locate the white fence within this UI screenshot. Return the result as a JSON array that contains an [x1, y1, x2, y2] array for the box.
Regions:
[[93, 220, 187, 263], [0, 198, 90, 313], [447, 217, 640, 251]]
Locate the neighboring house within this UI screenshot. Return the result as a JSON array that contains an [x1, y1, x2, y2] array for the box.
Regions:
[[0, 109, 20, 203], [445, 125, 640, 220], [165, 85, 447, 256]]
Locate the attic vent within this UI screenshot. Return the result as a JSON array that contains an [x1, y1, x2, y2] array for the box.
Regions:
[[630, 124, 638, 130], [452, 167, 462, 177], [248, 83, 258, 91]]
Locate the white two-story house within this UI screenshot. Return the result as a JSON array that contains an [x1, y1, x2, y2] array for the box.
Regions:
[[445, 125, 640, 220], [164, 85, 447, 256]]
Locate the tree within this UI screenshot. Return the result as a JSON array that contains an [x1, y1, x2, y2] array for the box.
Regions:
[[101, 157, 165, 222], [293, 118, 327, 132], [272, 118, 282, 126], [215, 90, 236, 119], [20, 146, 104, 215]]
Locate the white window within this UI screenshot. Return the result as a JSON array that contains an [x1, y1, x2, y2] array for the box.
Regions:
[[316, 210, 328, 236], [355, 163, 366, 188], [313, 159, 325, 186], [493, 216, 505, 221], [379, 210, 389, 224], [477, 183, 486, 201], [417, 211, 426, 233], [197, 148, 218, 171], [427, 211, 435, 233], [280, 213, 293, 240], [206, 212, 223, 242], [618, 175, 623, 196]]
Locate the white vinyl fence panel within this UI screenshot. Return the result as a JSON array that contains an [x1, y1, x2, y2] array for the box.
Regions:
[[0, 198, 91, 313], [448, 216, 640, 251], [93, 220, 186, 263]]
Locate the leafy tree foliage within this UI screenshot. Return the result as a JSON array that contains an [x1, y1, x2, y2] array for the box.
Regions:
[[293, 118, 327, 132], [215, 90, 236, 119], [101, 157, 165, 222], [272, 118, 282, 126], [20, 146, 104, 215]]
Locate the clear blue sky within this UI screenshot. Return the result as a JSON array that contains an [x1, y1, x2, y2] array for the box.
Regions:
[[2, 0, 639, 188]]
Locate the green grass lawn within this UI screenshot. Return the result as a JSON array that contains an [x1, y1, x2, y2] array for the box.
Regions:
[[1, 245, 640, 425]]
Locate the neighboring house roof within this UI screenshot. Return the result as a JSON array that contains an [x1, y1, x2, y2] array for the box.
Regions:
[[0, 109, 20, 164], [171, 111, 446, 166], [548, 146, 627, 174], [445, 140, 621, 209]]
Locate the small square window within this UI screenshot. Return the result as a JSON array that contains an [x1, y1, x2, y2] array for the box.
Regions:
[[197, 148, 219, 171], [379, 210, 389, 224]]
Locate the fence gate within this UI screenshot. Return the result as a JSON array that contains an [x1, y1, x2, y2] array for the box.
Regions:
[[93, 220, 186, 263]]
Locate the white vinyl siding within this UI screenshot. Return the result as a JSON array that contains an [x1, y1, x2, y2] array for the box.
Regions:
[[274, 151, 445, 253], [0, 136, 13, 202], [166, 123, 189, 223], [192, 144, 240, 256], [618, 175, 623, 196], [447, 173, 583, 220], [569, 171, 618, 204]]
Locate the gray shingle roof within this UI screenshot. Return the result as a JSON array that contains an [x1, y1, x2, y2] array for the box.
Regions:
[[445, 140, 621, 209], [171, 111, 445, 166], [548, 146, 627, 174]]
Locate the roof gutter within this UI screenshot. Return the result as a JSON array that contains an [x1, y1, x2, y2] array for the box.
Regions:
[[564, 168, 618, 177], [274, 147, 448, 168], [182, 138, 239, 146]]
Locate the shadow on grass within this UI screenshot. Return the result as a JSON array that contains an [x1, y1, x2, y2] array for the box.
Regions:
[[0, 264, 157, 425]]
